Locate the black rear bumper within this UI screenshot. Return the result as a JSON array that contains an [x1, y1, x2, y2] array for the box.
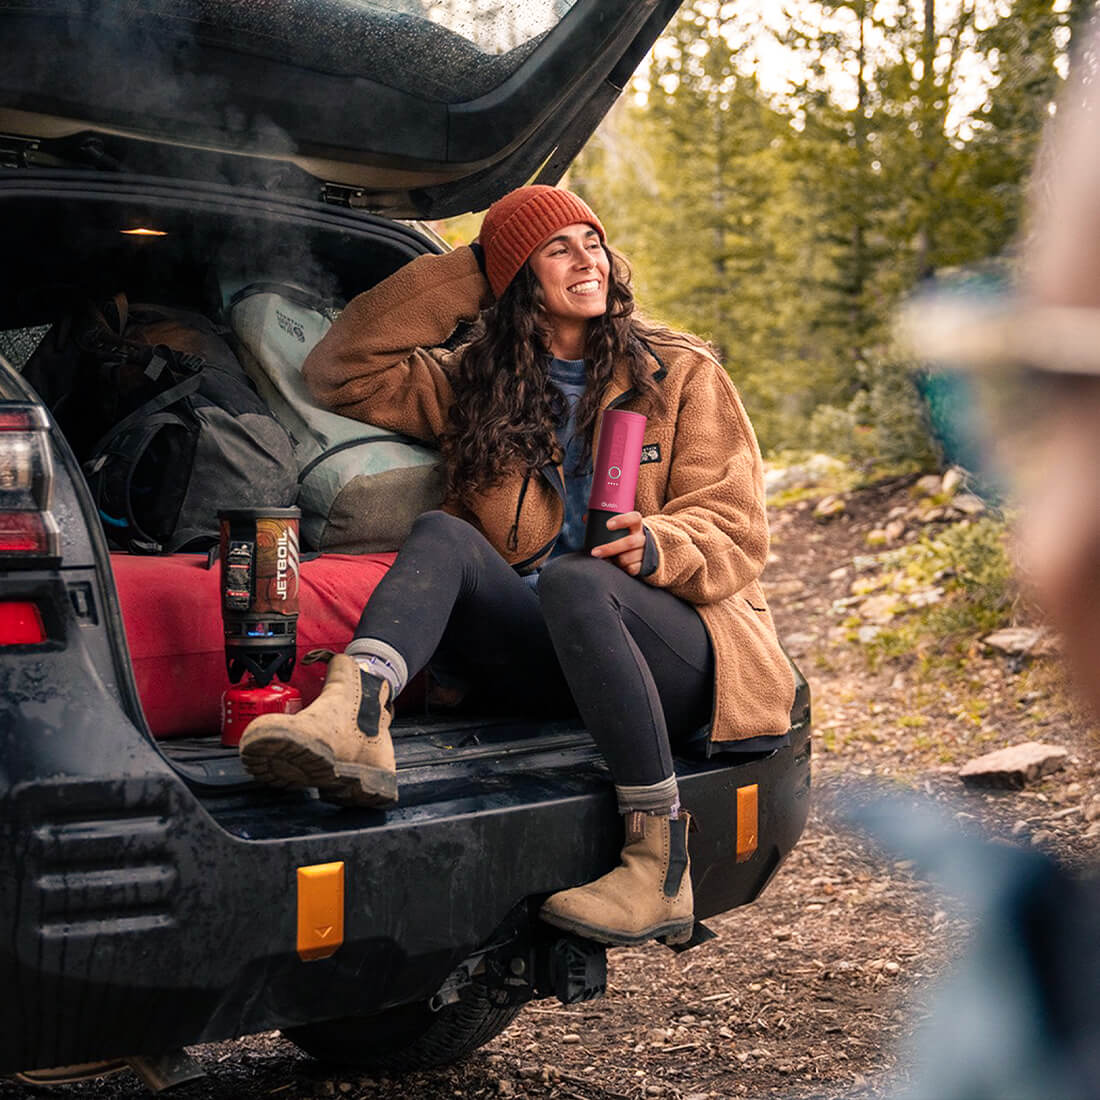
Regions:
[[0, 682, 808, 1074]]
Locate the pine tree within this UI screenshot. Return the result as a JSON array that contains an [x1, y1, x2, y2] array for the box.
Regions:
[[570, 0, 1090, 460]]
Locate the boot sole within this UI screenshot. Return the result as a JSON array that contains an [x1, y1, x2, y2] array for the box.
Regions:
[[240, 729, 398, 808], [539, 908, 694, 947]]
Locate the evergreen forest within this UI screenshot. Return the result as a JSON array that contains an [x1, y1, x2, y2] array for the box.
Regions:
[[563, 0, 1096, 465]]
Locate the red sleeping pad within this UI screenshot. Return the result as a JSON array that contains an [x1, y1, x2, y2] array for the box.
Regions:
[[111, 552, 395, 739]]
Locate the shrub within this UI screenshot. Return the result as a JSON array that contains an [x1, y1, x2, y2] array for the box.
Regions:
[[803, 358, 938, 471], [867, 517, 1016, 667]]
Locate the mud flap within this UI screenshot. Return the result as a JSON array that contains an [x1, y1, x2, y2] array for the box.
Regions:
[[547, 935, 607, 1004], [662, 919, 717, 954]]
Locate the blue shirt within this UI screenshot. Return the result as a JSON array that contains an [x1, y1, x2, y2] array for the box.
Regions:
[[547, 356, 592, 558], [522, 357, 592, 589]]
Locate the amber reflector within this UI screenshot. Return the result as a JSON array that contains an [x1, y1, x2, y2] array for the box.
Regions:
[[297, 862, 345, 961], [736, 784, 759, 863]]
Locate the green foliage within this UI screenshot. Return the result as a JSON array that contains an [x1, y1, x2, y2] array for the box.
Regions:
[[429, 211, 482, 248], [923, 520, 1015, 603], [866, 517, 1016, 669], [806, 357, 938, 468], [572, 0, 1080, 463]]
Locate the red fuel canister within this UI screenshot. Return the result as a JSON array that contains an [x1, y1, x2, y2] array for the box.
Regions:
[[221, 677, 302, 747]]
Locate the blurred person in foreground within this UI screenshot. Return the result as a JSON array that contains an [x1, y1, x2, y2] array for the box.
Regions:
[[907, 15, 1100, 716], [880, 19, 1100, 1099]]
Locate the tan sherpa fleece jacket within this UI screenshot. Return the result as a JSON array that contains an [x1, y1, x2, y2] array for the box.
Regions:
[[303, 246, 796, 740]]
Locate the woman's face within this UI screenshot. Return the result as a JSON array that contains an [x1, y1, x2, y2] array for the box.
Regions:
[[527, 222, 610, 333]]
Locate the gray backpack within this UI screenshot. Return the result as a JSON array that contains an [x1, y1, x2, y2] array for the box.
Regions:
[[23, 294, 298, 552], [228, 284, 443, 553]]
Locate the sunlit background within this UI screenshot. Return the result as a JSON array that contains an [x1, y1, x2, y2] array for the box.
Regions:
[[437, 0, 1087, 471]]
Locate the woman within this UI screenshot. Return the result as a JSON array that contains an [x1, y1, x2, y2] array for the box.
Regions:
[[240, 185, 795, 946]]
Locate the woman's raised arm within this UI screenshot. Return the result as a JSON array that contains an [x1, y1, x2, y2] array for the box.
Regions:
[[303, 246, 493, 443]]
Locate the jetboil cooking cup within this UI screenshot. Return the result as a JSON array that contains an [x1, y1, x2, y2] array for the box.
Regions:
[[218, 507, 301, 687], [218, 507, 303, 746]]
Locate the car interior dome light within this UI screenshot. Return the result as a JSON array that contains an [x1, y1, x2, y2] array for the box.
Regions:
[[121, 227, 167, 237]]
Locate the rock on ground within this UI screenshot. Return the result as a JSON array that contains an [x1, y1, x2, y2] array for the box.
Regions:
[[958, 742, 1069, 788]]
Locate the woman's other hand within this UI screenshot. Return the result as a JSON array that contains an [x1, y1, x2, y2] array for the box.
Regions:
[[590, 511, 646, 576]]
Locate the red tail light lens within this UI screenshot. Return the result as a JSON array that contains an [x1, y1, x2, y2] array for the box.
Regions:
[[0, 601, 46, 644], [0, 513, 58, 555], [0, 404, 58, 560]]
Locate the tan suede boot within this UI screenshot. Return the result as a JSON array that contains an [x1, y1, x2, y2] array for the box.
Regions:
[[239, 654, 397, 807], [539, 813, 694, 946]]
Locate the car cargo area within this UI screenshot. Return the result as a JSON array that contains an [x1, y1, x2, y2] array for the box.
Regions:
[[0, 174, 618, 799], [0, 172, 807, 845], [0, 173, 810, 1079]]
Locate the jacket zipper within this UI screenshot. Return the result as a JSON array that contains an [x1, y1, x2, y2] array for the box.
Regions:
[[506, 472, 532, 553]]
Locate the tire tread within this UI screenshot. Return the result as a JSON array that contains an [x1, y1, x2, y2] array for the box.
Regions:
[[284, 983, 521, 1073]]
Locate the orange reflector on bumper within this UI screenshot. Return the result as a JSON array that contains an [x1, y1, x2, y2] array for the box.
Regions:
[[297, 862, 344, 961], [736, 784, 759, 862]]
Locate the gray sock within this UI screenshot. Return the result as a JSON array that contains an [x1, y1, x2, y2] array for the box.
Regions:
[[615, 776, 680, 816], [344, 638, 408, 700]]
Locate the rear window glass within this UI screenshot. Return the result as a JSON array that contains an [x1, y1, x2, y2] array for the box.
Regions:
[[0, 0, 579, 104], [373, 1, 578, 55]]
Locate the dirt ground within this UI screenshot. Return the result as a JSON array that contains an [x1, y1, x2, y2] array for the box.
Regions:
[[5, 476, 1098, 1100]]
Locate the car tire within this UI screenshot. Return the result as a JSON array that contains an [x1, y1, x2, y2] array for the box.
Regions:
[[282, 983, 522, 1072]]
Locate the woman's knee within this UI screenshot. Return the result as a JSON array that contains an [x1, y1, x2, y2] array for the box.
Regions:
[[404, 509, 495, 575], [539, 554, 618, 619], [408, 509, 476, 551], [410, 509, 463, 535]]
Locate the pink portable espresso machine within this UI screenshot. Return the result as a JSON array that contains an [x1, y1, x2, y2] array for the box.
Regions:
[[584, 410, 647, 550]]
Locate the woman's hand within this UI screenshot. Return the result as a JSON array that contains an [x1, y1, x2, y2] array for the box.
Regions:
[[590, 511, 647, 576]]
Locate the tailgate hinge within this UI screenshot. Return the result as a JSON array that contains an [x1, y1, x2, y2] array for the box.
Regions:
[[321, 182, 372, 209]]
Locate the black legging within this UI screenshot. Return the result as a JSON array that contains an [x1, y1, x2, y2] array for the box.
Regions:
[[354, 510, 714, 788]]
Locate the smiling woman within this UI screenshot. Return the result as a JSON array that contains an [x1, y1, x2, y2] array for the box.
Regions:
[[239, 183, 796, 949], [528, 225, 611, 356]]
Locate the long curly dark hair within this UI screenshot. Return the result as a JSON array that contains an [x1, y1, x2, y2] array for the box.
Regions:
[[440, 246, 682, 502]]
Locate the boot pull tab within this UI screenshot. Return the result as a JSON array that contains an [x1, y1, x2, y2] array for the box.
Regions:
[[625, 811, 647, 844], [663, 816, 690, 898]]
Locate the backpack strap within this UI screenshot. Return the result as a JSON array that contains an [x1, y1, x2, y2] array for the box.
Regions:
[[85, 410, 190, 553], [296, 433, 420, 483], [94, 291, 129, 339], [83, 370, 203, 462]]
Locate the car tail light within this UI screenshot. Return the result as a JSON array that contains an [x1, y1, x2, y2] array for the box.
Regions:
[[0, 405, 60, 560], [0, 601, 46, 644]]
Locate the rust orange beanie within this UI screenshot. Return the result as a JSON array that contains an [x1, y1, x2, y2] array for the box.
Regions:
[[478, 185, 606, 298]]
